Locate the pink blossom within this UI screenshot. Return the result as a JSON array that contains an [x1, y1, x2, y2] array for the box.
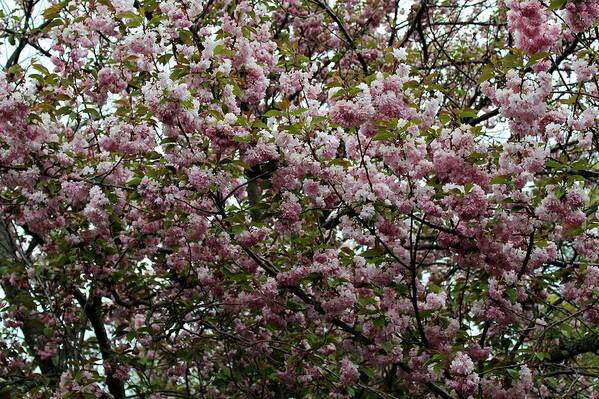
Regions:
[[339, 357, 360, 385], [507, 0, 560, 55]]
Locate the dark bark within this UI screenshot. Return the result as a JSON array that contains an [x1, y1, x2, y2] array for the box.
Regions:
[[0, 220, 62, 385], [74, 291, 126, 399], [549, 334, 599, 363]]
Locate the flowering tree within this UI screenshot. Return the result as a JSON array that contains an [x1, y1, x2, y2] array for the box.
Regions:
[[0, 0, 598, 397]]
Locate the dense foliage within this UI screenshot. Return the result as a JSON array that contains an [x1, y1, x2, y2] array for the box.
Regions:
[[0, 0, 598, 397]]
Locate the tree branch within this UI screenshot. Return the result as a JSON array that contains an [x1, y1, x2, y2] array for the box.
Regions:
[[549, 334, 599, 363], [0, 220, 63, 385], [398, 1, 428, 49], [469, 38, 580, 126], [74, 291, 126, 399], [309, 0, 369, 74]]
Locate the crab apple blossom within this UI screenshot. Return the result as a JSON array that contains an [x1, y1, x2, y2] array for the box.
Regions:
[[0, 0, 598, 398]]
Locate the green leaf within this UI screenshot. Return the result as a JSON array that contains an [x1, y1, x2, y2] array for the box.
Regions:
[[231, 225, 245, 234], [81, 108, 101, 120], [263, 109, 282, 118], [502, 53, 522, 68], [381, 341, 394, 354], [361, 367, 375, 380], [290, 107, 308, 116], [127, 177, 142, 187], [490, 175, 510, 185], [7, 64, 23, 77], [439, 112, 451, 125], [31, 63, 50, 75], [373, 316, 386, 328], [117, 11, 140, 19], [48, 180, 61, 195], [358, 297, 376, 306], [233, 134, 253, 143], [364, 73, 377, 84], [545, 159, 565, 170], [549, 0, 567, 10], [372, 131, 396, 141], [214, 45, 234, 57], [157, 53, 173, 65], [403, 80, 420, 89], [50, 253, 69, 268], [466, 152, 485, 163], [526, 51, 549, 67], [361, 247, 385, 258], [43, 2, 67, 18], [554, 186, 566, 199], [478, 65, 495, 83], [560, 96, 578, 105], [428, 283, 442, 294], [571, 160, 588, 171], [29, 73, 44, 83], [506, 288, 517, 303], [231, 84, 242, 98], [459, 108, 478, 118], [507, 368, 520, 380], [42, 18, 64, 31], [567, 175, 585, 185], [178, 30, 193, 44], [236, 115, 250, 128]]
